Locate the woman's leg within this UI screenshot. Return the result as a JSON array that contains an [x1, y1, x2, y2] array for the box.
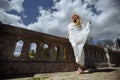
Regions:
[[76, 63, 84, 75]]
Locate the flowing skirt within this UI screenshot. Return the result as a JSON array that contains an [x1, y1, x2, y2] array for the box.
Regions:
[[68, 22, 90, 66], [69, 39, 85, 66]]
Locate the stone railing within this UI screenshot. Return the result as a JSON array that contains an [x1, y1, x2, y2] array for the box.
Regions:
[[107, 49, 120, 67], [84, 44, 120, 68], [84, 44, 107, 68], [0, 24, 75, 78], [0, 24, 120, 78]]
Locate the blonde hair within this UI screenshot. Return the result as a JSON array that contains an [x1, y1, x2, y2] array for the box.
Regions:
[[72, 13, 81, 28]]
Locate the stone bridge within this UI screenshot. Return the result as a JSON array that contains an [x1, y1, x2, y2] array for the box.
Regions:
[[0, 24, 120, 78]]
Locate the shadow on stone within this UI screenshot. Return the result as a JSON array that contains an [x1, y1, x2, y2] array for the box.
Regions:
[[88, 68, 115, 73], [0, 74, 34, 80]]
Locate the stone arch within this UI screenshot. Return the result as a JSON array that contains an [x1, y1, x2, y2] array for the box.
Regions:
[[55, 46, 57, 51], [43, 44, 49, 59], [44, 44, 48, 49], [13, 40, 24, 57], [29, 42, 37, 58]]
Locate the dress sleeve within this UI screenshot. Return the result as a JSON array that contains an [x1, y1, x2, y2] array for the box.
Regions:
[[83, 22, 90, 32], [66, 23, 70, 38], [75, 22, 90, 45]]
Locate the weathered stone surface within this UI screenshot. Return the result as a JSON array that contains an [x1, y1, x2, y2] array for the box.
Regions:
[[7, 67, 120, 80]]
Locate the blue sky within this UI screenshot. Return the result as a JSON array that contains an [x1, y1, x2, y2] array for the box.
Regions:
[[22, 0, 53, 25], [0, 0, 120, 40], [8, 0, 53, 25]]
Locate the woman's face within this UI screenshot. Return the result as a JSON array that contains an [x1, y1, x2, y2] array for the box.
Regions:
[[72, 15, 77, 22]]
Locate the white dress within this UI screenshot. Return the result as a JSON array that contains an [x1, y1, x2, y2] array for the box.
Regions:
[[68, 22, 90, 66]]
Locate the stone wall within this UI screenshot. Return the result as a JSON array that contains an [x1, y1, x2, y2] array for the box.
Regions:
[[0, 24, 120, 78]]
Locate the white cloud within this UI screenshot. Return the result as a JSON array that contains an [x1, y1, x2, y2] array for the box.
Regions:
[[0, 9, 20, 23], [10, 0, 24, 13], [0, 0, 11, 11], [28, 0, 74, 37], [0, 0, 25, 27], [87, 0, 120, 39], [27, 0, 92, 37], [0, 0, 24, 12]]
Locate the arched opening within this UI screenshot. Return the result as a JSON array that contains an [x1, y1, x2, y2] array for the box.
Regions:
[[14, 40, 24, 57], [43, 44, 49, 58], [55, 46, 57, 51], [44, 44, 48, 49], [64, 47, 67, 59], [54, 46, 57, 57], [29, 43, 37, 58]]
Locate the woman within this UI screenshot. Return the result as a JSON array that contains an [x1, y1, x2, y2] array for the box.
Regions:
[[65, 13, 91, 74]]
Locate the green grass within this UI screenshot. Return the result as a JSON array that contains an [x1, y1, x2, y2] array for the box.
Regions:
[[32, 76, 49, 80]]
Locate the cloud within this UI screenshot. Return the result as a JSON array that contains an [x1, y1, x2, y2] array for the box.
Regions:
[[0, 0, 25, 27], [10, 0, 24, 13], [27, 0, 93, 37], [87, 0, 120, 39], [0, 0, 11, 11], [27, 5, 69, 36], [28, 0, 80, 37], [0, 10, 21, 24], [0, 0, 24, 12]]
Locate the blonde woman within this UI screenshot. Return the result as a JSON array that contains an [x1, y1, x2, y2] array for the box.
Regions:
[[65, 13, 91, 74]]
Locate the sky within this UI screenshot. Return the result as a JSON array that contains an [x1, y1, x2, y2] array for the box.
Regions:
[[0, 0, 120, 40]]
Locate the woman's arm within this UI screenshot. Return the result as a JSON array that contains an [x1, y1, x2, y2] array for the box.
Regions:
[[83, 21, 91, 30], [89, 21, 91, 24]]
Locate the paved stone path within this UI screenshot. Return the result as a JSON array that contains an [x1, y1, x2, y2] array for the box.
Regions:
[[7, 67, 120, 80]]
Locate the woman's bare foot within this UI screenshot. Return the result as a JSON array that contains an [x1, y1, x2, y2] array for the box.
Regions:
[[76, 67, 83, 75]]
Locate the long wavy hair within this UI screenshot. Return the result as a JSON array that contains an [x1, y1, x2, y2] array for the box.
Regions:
[[72, 13, 81, 28]]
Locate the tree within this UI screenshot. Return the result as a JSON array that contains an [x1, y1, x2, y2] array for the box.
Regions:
[[116, 38, 120, 47], [29, 50, 35, 58], [96, 41, 102, 47]]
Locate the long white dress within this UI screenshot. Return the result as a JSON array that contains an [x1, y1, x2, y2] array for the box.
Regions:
[[68, 22, 90, 66]]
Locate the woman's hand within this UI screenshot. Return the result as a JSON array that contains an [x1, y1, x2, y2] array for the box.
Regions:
[[65, 32, 69, 39], [89, 21, 91, 24], [65, 36, 68, 39]]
